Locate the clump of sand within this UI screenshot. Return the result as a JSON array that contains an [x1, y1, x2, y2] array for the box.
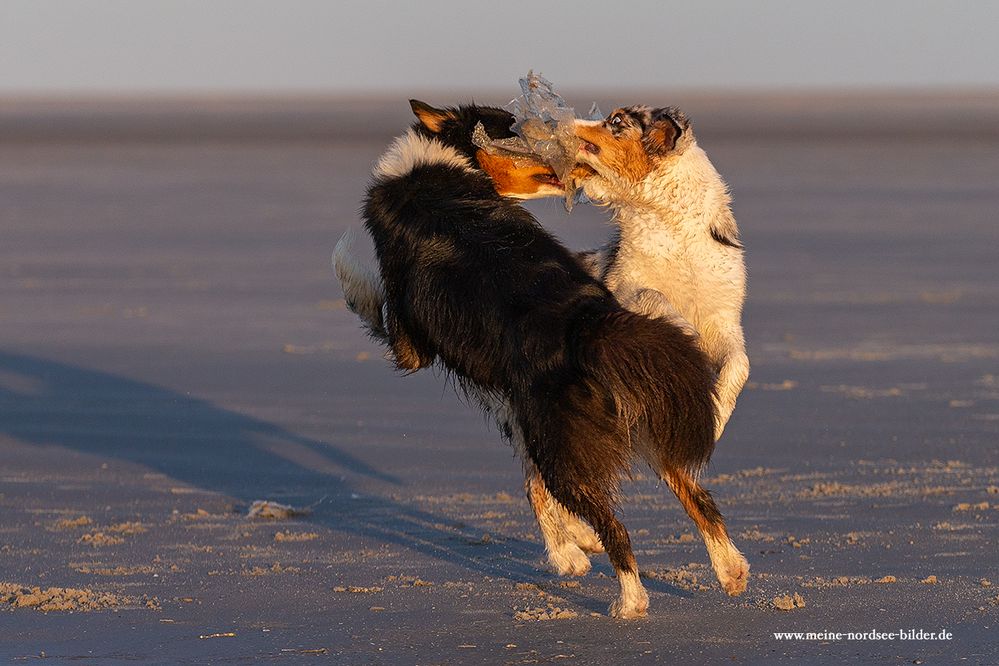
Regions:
[[385, 575, 432, 587], [72, 563, 156, 576], [514, 605, 578, 621], [77, 532, 124, 546], [0, 582, 125, 612], [739, 528, 777, 543], [51, 516, 92, 530], [332, 585, 383, 594], [641, 564, 713, 592], [246, 500, 307, 520], [773, 593, 806, 611], [107, 521, 147, 534], [274, 531, 319, 542], [76, 521, 147, 546], [243, 563, 301, 576]]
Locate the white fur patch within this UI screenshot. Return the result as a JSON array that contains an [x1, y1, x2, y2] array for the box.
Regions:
[[332, 229, 386, 337], [609, 570, 649, 619], [586, 137, 750, 441], [705, 535, 750, 596], [373, 129, 473, 180]]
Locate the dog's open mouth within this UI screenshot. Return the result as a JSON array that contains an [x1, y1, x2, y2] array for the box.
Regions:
[[533, 173, 563, 187], [579, 140, 600, 155]]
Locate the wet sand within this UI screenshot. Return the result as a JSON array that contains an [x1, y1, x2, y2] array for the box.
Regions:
[[1, 94, 997, 663]]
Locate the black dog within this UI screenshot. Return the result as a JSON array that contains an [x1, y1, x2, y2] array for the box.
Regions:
[[357, 102, 722, 618]]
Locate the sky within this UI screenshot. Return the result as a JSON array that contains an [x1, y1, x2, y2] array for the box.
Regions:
[[2, 0, 998, 95]]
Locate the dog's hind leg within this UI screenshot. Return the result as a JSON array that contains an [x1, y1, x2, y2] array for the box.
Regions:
[[662, 467, 749, 596], [562, 507, 605, 554], [489, 393, 603, 574], [519, 386, 648, 618], [525, 467, 593, 576], [544, 480, 648, 618], [525, 466, 604, 555]]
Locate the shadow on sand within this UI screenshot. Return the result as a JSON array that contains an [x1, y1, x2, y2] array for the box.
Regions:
[[0, 350, 690, 610]]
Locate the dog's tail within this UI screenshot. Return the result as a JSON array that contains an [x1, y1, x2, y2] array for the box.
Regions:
[[332, 230, 388, 341], [577, 308, 717, 476]]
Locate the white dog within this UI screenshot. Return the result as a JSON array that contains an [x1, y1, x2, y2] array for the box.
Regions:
[[574, 105, 749, 442]]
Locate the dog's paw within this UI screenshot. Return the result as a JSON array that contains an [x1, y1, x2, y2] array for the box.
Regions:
[[608, 588, 649, 619], [548, 543, 591, 577], [565, 520, 604, 554], [714, 549, 750, 596]]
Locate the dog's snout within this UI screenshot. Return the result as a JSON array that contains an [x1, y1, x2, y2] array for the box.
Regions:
[[573, 120, 604, 155]]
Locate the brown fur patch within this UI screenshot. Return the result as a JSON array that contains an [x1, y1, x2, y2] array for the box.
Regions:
[[575, 124, 652, 183], [475, 150, 559, 198], [410, 100, 455, 133], [664, 468, 727, 541], [386, 311, 433, 371]]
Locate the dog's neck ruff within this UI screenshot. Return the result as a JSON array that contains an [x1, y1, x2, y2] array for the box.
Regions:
[[373, 129, 474, 180]]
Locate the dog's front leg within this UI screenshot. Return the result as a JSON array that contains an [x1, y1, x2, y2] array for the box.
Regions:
[[622, 287, 699, 339], [712, 345, 749, 440], [574, 241, 615, 281]]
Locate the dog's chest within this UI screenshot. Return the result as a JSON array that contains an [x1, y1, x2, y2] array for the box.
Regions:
[[605, 217, 744, 323]]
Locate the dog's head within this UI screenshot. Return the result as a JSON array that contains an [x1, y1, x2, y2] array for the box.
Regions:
[[409, 99, 568, 199], [574, 106, 694, 191]]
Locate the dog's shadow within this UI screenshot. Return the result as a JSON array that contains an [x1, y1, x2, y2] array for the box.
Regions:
[[0, 350, 691, 612]]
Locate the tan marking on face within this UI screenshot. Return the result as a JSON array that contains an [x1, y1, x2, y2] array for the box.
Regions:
[[475, 149, 563, 199], [575, 122, 653, 183]]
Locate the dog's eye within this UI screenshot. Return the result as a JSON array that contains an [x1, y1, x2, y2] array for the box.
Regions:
[[609, 115, 624, 127]]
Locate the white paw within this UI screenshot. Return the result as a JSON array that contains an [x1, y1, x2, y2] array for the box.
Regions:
[[548, 543, 591, 577], [566, 521, 604, 554], [608, 587, 649, 619], [714, 548, 750, 596]]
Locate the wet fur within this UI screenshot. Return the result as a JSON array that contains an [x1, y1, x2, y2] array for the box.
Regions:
[[353, 103, 718, 617], [575, 105, 751, 594], [576, 106, 748, 440]]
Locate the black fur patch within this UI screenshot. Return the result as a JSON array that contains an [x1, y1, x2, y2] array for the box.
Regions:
[[710, 226, 743, 249], [410, 103, 519, 161]]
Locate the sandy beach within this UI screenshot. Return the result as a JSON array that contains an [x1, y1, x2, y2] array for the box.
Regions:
[[1, 93, 997, 663]]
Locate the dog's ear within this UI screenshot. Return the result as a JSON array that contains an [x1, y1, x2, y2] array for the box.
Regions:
[[643, 108, 684, 155], [410, 99, 454, 133]]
